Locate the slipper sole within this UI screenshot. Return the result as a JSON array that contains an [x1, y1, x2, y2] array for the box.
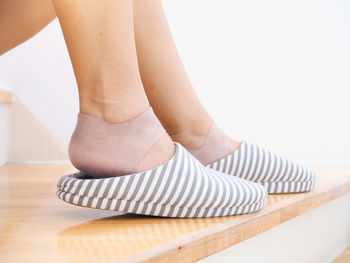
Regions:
[[56, 187, 266, 218], [258, 179, 316, 194]]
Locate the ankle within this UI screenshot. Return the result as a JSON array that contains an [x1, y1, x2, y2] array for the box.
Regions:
[[168, 117, 213, 149], [170, 119, 241, 165], [79, 91, 150, 123], [185, 123, 238, 165]]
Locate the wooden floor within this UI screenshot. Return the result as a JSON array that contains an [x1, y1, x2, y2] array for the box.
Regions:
[[1, 164, 350, 262]]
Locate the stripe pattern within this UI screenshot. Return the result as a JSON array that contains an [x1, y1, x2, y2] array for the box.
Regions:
[[208, 141, 316, 194], [57, 143, 267, 218]]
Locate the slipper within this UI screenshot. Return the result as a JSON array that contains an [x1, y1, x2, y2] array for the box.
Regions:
[[207, 141, 316, 194], [57, 143, 267, 218]]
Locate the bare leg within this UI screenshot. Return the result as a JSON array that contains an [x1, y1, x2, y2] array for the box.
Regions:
[[0, 0, 56, 55], [133, 0, 210, 148], [1, 0, 237, 168], [133, 0, 240, 163], [51, 0, 174, 177]]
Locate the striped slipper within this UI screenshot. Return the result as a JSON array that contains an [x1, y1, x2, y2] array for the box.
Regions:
[[57, 143, 267, 218], [207, 141, 316, 194]]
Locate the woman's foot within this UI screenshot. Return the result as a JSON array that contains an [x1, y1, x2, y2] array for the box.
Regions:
[[171, 119, 316, 194], [68, 107, 175, 178], [169, 119, 316, 194]]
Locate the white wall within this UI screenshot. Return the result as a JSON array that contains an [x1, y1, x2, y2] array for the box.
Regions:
[[0, 0, 349, 163]]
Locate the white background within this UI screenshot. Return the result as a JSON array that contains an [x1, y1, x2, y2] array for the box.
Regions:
[[1, 0, 349, 163]]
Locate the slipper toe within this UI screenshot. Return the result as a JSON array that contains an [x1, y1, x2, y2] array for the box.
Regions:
[[208, 141, 316, 194]]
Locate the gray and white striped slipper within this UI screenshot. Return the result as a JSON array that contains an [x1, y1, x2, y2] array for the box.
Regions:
[[208, 141, 316, 194], [57, 143, 267, 218]]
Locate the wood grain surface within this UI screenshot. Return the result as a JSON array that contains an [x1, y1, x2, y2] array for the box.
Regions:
[[0, 164, 349, 262]]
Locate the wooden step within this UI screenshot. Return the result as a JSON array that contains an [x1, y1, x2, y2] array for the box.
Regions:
[[0, 88, 13, 103], [0, 164, 349, 262], [0, 88, 12, 165], [333, 246, 350, 263]]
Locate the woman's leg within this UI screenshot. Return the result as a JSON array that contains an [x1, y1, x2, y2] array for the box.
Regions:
[[0, 0, 56, 55], [51, 0, 174, 177], [133, 0, 240, 163]]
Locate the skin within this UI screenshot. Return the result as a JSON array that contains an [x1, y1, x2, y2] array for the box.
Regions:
[[51, 0, 150, 123], [51, 0, 175, 172], [0, 0, 56, 55], [0, 0, 240, 154], [133, 0, 240, 150]]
